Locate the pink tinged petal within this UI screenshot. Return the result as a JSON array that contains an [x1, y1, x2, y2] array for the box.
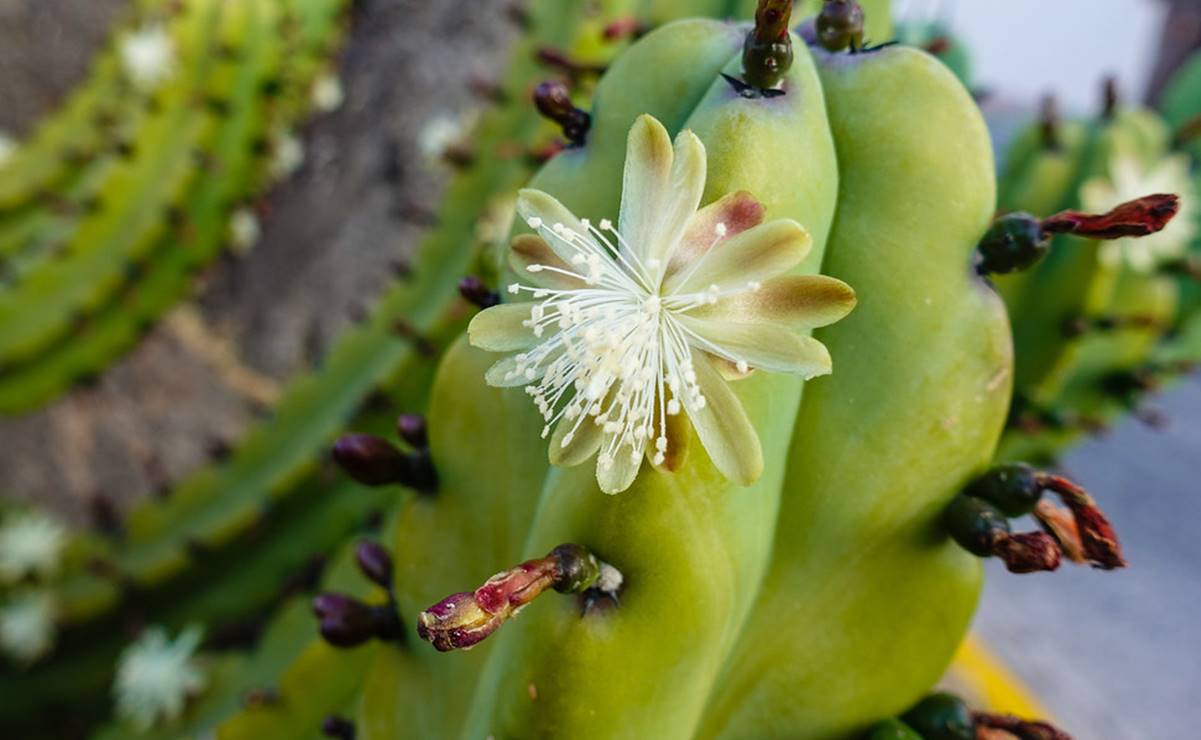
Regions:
[[665, 191, 766, 282], [687, 352, 763, 486], [679, 315, 833, 378], [509, 234, 586, 290], [596, 434, 645, 495], [516, 188, 600, 265], [467, 303, 538, 352], [663, 219, 811, 296], [691, 275, 857, 330], [548, 413, 603, 467]]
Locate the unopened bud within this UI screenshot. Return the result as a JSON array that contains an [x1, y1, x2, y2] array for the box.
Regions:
[[532, 81, 590, 146], [417, 543, 615, 652], [900, 692, 973, 740], [321, 714, 356, 739], [458, 276, 500, 310], [395, 413, 428, 449], [993, 531, 1062, 574], [354, 540, 393, 589], [332, 434, 438, 492], [312, 592, 403, 647], [815, 0, 864, 53], [743, 0, 795, 89], [973, 711, 1072, 740]]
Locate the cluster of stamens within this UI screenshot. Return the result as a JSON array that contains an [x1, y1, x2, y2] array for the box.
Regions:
[[503, 216, 759, 470]]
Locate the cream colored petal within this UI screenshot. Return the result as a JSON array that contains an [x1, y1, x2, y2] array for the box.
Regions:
[[596, 436, 644, 494], [516, 188, 599, 265], [647, 390, 690, 473], [482, 353, 554, 388], [664, 219, 811, 296], [644, 130, 708, 280], [690, 275, 857, 330], [707, 352, 756, 381], [665, 191, 765, 282], [548, 413, 604, 467], [687, 351, 762, 486], [467, 303, 538, 352], [617, 115, 674, 262], [509, 234, 587, 290], [680, 316, 832, 378]]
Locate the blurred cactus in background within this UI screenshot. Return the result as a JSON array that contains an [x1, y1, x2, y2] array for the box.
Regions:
[[0, 0, 1192, 738]]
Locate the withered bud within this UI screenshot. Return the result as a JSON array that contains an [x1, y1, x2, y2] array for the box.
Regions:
[[395, 413, 428, 449], [354, 540, 394, 589], [458, 276, 500, 310], [743, 0, 795, 89], [977, 195, 1180, 276], [1035, 473, 1126, 570], [532, 80, 591, 146], [993, 531, 1062, 574], [1033, 499, 1086, 564], [815, 0, 864, 53], [973, 711, 1073, 740], [416, 544, 616, 652], [312, 592, 403, 647]]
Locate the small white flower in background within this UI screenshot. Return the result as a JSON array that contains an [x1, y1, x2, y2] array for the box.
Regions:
[[468, 114, 857, 494], [119, 24, 177, 92], [0, 510, 67, 584], [417, 110, 478, 168], [115, 625, 206, 731], [228, 207, 261, 254], [0, 591, 55, 664], [0, 130, 16, 170], [311, 73, 345, 113], [269, 131, 305, 180], [1081, 153, 1197, 273]]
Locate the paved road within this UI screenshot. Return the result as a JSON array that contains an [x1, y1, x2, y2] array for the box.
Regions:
[[975, 377, 1201, 740]]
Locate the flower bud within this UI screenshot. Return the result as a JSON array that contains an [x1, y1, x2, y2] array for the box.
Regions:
[[312, 592, 402, 648], [354, 540, 393, 589], [331, 434, 408, 487], [395, 413, 429, 449], [743, 0, 795, 89], [900, 692, 974, 740], [815, 0, 864, 53]]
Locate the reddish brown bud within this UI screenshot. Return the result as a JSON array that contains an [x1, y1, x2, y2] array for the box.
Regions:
[[416, 544, 617, 652], [1041, 194, 1180, 240], [1035, 473, 1126, 570], [602, 16, 645, 41], [532, 80, 590, 146], [973, 711, 1073, 740], [993, 531, 1062, 574]]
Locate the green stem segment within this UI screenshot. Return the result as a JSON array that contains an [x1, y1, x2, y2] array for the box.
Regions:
[[742, 0, 794, 89]]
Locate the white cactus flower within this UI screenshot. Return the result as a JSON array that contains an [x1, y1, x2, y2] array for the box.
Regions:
[[228, 207, 261, 254], [468, 115, 857, 494], [114, 625, 206, 731], [119, 24, 177, 92], [269, 131, 305, 180], [0, 509, 67, 584], [1081, 153, 1197, 273], [0, 591, 55, 665], [311, 73, 345, 112]]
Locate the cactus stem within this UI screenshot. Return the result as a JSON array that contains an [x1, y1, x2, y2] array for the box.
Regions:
[[322, 715, 357, 739], [390, 319, 437, 356], [532, 80, 591, 146], [973, 711, 1072, 740], [417, 544, 619, 652], [976, 194, 1181, 275], [332, 433, 438, 492], [458, 276, 500, 309], [242, 687, 280, 707]]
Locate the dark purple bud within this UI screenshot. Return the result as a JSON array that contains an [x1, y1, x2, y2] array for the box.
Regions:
[[322, 714, 357, 739], [313, 592, 403, 647], [533, 81, 590, 146], [395, 414, 428, 449], [332, 434, 409, 487], [355, 540, 394, 589], [458, 276, 500, 310]]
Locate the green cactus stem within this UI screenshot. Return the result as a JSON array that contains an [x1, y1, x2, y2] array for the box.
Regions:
[[416, 543, 617, 652]]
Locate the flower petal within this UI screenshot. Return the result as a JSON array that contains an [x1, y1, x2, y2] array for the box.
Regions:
[[664, 219, 811, 296], [467, 303, 538, 352], [647, 390, 690, 473], [596, 437, 644, 494], [665, 191, 765, 282], [618, 117, 707, 280], [516, 188, 600, 265], [679, 316, 833, 378], [509, 234, 587, 290], [687, 352, 762, 486], [483, 355, 537, 387], [690, 275, 857, 330], [549, 413, 604, 467]]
